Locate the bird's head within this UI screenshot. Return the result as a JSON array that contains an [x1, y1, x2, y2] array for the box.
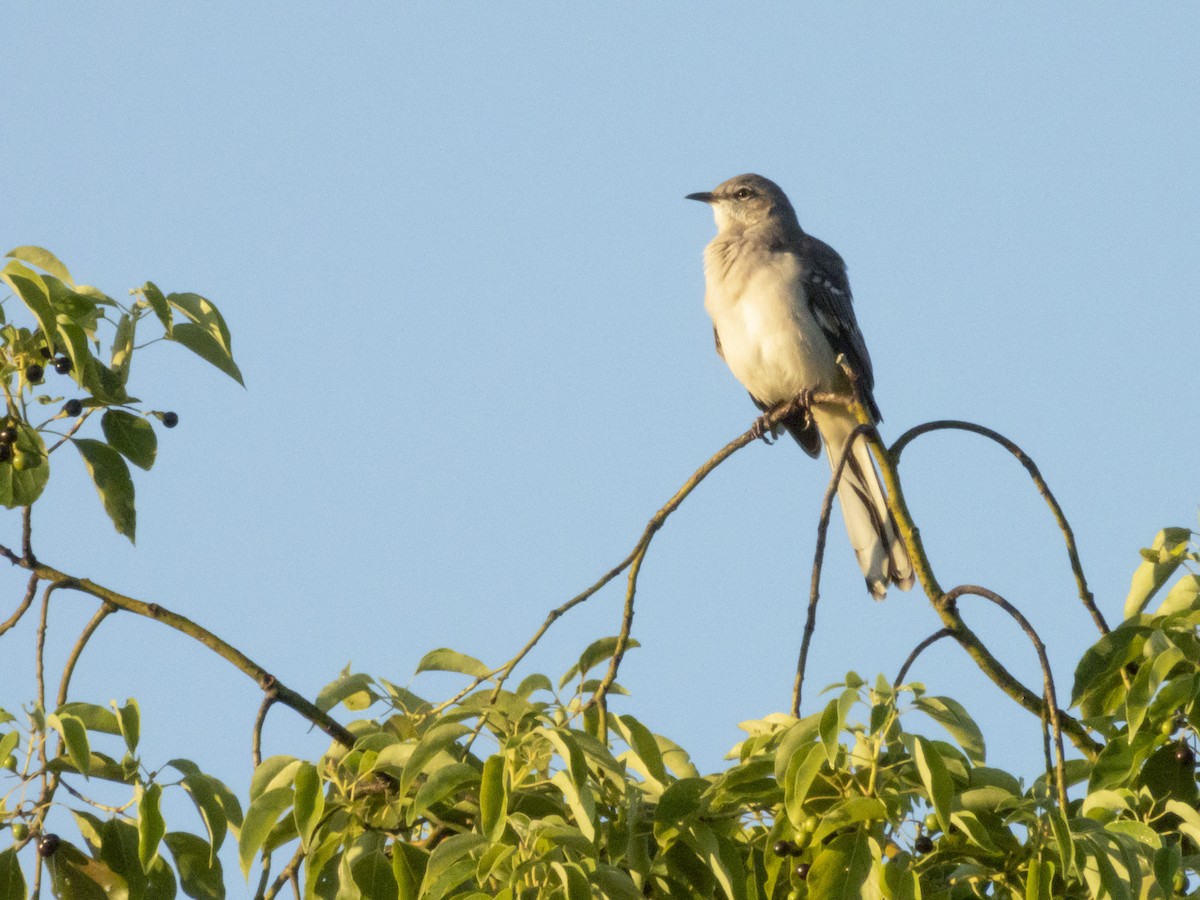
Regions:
[[686, 173, 799, 235]]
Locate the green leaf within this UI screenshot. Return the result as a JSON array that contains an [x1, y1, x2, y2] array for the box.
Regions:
[[1, 263, 59, 349], [415, 648, 491, 679], [552, 861, 593, 900], [807, 829, 873, 898], [51, 841, 129, 900], [392, 842, 429, 900], [0, 730, 18, 761], [163, 831, 223, 900], [73, 438, 136, 541], [1071, 625, 1148, 707], [351, 844, 400, 900], [1125, 632, 1183, 736], [137, 782, 165, 871], [783, 743, 826, 830], [419, 833, 487, 899], [409, 762, 479, 825], [6, 245, 74, 285], [1026, 858, 1054, 900], [111, 312, 135, 383], [113, 698, 140, 754], [101, 410, 157, 471], [180, 772, 231, 856], [912, 736, 953, 833], [168, 291, 232, 352], [0, 849, 26, 900], [399, 723, 470, 797], [819, 688, 857, 766], [1158, 573, 1200, 616], [48, 712, 91, 777], [238, 785, 294, 878], [0, 423, 50, 509], [58, 701, 121, 734], [293, 761, 324, 848], [141, 282, 172, 333], [55, 316, 91, 388], [169, 321, 244, 386], [616, 714, 668, 786], [914, 695, 986, 765], [1125, 528, 1191, 618], [479, 754, 507, 842], [316, 671, 378, 713]]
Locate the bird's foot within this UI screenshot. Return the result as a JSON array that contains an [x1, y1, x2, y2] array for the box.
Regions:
[[784, 389, 814, 418], [749, 414, 776, 444]]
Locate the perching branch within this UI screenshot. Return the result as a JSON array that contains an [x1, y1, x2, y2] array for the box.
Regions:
[[0, 572, 39, 637]]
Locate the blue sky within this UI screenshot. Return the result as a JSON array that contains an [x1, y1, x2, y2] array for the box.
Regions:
[[2, 2, 1198, 877]]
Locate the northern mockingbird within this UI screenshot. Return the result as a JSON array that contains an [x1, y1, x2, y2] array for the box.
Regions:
[[687, 173, 914, 599]]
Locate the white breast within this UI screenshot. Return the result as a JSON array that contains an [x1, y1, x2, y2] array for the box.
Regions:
[[704, 245, 837, 405]]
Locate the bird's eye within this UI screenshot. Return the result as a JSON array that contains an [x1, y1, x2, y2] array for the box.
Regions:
[[734, 188, 753, 200]]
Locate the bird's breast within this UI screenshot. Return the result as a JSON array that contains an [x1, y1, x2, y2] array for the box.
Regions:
[[703, 246, 837, 404]]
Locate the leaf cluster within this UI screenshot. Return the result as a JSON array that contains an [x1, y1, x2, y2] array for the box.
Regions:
[[0, 247, 242, 541]]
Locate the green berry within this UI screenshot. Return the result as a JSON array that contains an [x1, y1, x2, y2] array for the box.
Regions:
[[1163, 718, 1178, 737], [923, 813, 940, 832], [11, 822, 29, 841], [25, 364, 44, 383], [801, 814, 819, 833], [2, 754, 15, 771], [11, 450, 40, 471], [162, 411, 179, 428]]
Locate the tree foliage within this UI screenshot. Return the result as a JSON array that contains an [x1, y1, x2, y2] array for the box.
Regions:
[[1, 248, 1198, 898]]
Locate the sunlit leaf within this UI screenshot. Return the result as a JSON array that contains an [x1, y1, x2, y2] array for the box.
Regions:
[[73, 438, 136, 541], [415, 648, 491, 679], [6, 245, 74, 285], [169, 322, 244, 386]]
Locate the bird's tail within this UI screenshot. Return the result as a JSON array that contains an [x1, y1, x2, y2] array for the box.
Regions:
[[812, 406, 915, 600]]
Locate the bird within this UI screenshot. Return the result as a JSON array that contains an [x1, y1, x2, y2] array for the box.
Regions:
[[686, 173, 914, 599]]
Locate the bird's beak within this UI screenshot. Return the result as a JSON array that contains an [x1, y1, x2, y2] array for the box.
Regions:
[[685, 191, 714, 203]]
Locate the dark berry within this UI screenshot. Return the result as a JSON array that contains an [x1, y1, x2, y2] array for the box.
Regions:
[[0, 428, 15, 445], [794, 863, 810, 880], [0, 446, 9, 463], [1175, 742, 1194, 765], [773, 840, 793, 857], [53, 356, 72, 374], [63, 399, 83, 417], [39, 346, 52, 359], [915, 835, 934, 854], [162, 411, 179, 428], [37, 833, 60, 857], [25, 364, 44, 383]]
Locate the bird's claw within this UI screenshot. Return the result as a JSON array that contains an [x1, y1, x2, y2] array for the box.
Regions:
[[749, 414, 776, 444]]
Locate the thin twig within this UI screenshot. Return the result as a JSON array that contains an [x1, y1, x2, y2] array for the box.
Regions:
[[261, 844, 305, 900], [943, 584, 1068, 810], [890, 420, 1106, 635], [45, 408, 95, 455], [894, 629, 955, 687], [56, 602, 117, 708], [0, 572, 39, 636], [793, 423, 873, 716], [253, 691, 278, 770]]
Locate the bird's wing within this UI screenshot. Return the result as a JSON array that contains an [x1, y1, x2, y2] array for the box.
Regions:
[[799, 233, 882, 422]]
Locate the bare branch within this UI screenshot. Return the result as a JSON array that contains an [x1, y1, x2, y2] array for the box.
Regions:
[[56, 601, 117, 707], [0, 572, 39, 636], [890, 419, 1106, 635], [894, 628, 954, 687], [793, 423, 873, 716], [943, 584, 1069, 810]]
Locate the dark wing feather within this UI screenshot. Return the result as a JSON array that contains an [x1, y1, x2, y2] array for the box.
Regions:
[[799, 233, 883, 423]]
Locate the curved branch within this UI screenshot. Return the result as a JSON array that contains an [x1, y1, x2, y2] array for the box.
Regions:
[[57, 601, 117, 707], [253, 691, 277, 770], [890, 419, 1106, 635], [5, 558, 356, 749], [832, 382, 1102, 759], [0, 572, 39, 636], [894, 628, 954, 687], [944, 584, 1068, 809], [793, 423, 873, 716]]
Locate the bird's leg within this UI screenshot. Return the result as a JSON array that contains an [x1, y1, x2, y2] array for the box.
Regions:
[[785, 389, 814, 424]]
